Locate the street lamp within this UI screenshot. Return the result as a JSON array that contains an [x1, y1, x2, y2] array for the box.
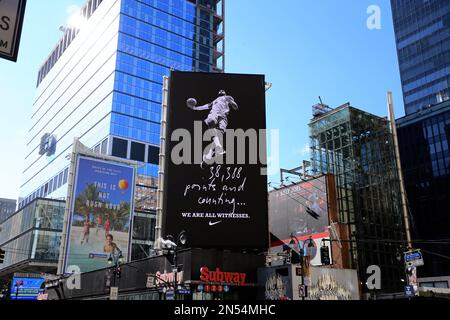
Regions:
[[158, 230, 188, 300], [289, 233, 315, 300]]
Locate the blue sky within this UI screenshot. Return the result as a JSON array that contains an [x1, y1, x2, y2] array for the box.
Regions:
[[0, 0, 404, 200]]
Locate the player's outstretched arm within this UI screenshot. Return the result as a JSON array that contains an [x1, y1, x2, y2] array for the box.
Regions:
[[188, 103, 212, 111], [194, 103, 212, 111], [187, 99, 212, 111]]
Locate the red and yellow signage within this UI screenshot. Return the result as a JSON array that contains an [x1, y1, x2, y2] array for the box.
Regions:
[[200, 267, 247, 286]]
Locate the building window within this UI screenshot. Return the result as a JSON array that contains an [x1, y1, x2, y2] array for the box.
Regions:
[[63, 168, 69, 185], [148, 145, 159, 165], [132, 216, 155, 241], [101, 139, 108, 154], [48, 180, 53, 194], [131, 244, 151, 261], [58, 172, 63, 188], [112, 138, 128, 158], [131, 142, 146, 162], [53, 176, 58, 192]]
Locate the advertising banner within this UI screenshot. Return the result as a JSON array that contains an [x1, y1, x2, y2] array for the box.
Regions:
[[63, 156, 135, 274], [10, 277, 45, 300], [269, 176, 330, 266], [308, 267, 360, 300], [163, 71, 268, 249]]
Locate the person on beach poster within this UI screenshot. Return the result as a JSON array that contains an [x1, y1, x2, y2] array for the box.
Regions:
[[63, 157, 134, 274]]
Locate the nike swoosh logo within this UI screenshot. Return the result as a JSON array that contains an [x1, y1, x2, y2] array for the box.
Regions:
[[209, 221, 222, 226]]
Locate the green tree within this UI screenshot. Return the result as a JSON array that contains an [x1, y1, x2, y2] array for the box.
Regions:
[[111, 201, 131, 231], [74, 184, 101, 223]]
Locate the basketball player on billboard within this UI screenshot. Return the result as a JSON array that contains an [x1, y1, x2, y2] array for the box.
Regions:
[[186, 90, 239, 168]]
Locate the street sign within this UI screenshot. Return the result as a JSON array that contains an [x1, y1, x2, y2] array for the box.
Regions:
[[166, 290, 175, 300], [178, 288, 191, 295], [0, 0, 27, 62], [404, 249, 424, 268], [404, 285, 414, 297], [110, 287, 119, 300]]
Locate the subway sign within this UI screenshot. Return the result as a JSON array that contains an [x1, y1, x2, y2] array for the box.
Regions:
[[200, 267, 247, 286], [0, 0, 27, 62]]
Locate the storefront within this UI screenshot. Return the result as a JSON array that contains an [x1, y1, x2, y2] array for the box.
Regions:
[[46, 249, 264, 300], [258, 265, 360, 300]]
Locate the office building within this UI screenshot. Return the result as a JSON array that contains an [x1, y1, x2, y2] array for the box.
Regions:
[[0, 198, 16, 223], [397, 99, 450, 279], [18, 0, 224, 260], [309, 103, 406, 293], [0, 199, 65, 278], [391, 0, 450, 115]]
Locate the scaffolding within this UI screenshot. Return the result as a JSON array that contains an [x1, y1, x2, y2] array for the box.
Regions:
[[309, 103, 406, 293]]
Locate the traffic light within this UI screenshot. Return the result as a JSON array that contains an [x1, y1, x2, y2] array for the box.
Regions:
[[320, 245, 331, 265], [0, 248, 5, 264], [116, 266, 122, 279]]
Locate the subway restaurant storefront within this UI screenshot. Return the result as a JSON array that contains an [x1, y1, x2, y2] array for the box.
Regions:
[[47, 249, 264, 300]]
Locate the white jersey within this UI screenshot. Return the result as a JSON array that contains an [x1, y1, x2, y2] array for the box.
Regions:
[[209, 95, 236, 119]]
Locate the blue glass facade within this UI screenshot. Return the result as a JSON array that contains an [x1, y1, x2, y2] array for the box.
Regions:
[[391, 0, 450, 115], [397, 100, 450, 277], [20, 0, 225, 262]]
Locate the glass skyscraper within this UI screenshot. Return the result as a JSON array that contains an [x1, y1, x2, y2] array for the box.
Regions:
[[392, 0, 450, 280], [397, 100, 450, 278], [309, 103, 406, 293], [391, 0, 450, 115], [19, 0, 224, 260]]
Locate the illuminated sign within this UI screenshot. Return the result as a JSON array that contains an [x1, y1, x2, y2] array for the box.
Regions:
[[10, 277, 45, 300], [155, 271, 184, 287], [199, 267, 246, 286]]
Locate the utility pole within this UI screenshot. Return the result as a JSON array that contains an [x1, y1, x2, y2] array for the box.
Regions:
[[155, 76, 170, 250], [387, 92, 413, 248]]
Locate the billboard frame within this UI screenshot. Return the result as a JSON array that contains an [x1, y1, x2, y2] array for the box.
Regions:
[[160, 71, 269, 250], [0, 0, 27, 62], [58, 138, 139, 275]]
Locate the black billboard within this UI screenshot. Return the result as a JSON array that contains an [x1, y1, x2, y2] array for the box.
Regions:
[[162, 71, 268, 250]]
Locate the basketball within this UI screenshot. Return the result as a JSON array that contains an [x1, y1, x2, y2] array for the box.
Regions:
[[118, 179, 129, 191], [187, 98, 197, 109]]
